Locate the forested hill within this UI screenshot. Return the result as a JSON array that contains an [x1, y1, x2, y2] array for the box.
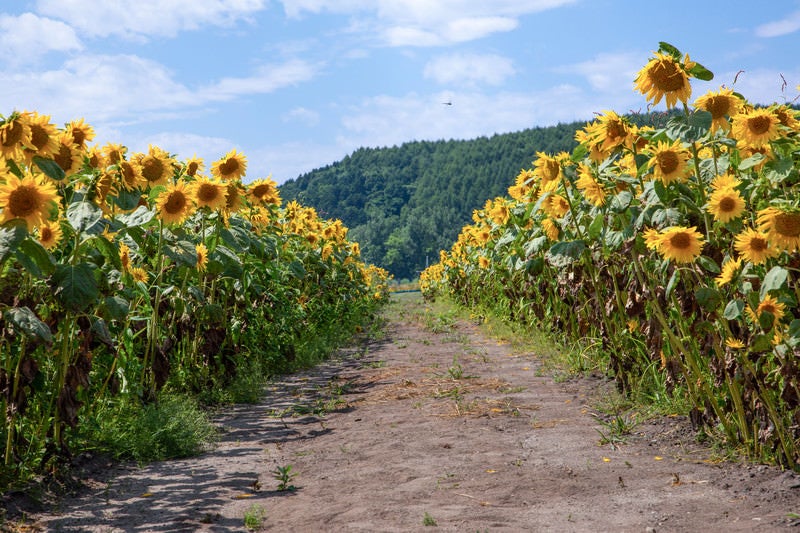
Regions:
[[279, 122, 583, 279]]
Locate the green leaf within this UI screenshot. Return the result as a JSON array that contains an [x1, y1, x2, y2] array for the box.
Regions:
[[696, 255, 720, 274], [32, 155, 66, 181], [760, 266, 788, 299], [0, 221, 28, 263], [163, 240, 197, 268], [67, 200, 104, 234], [688, 62, 714, 81], [695, 287, 721, 312], [758, 310, 775, 331], [723, 299, 744, 320], [738, 153, 765, 170], [52, 263, 99, 312], [610, 190, 632, 213], [587, 214, 604, 240], [116, 206, 154, 227], [546, 240, 585, 267], [788, 319, 800, 343], [524, 235, 548, 256], [288, 259, 306, 279], [751, 333, 773, 353], [665, 112, 712, 143], [103, 296, 130, 321], [16, 239, 55, 277], [113, 188, 142, 211], [4, 306, 52, 344], [665, 269, 680, 299], [658, 41, 683, 61]]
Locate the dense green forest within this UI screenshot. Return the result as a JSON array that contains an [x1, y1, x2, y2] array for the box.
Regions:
[[279, 121, 587, 279]]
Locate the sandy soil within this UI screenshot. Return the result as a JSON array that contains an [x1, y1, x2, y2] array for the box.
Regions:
[[7, 292, 800, 532]]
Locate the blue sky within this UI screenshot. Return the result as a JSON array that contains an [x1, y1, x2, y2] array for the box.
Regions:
[[1, 0, 799, 184]]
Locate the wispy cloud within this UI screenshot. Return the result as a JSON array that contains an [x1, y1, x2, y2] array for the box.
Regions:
[[0, 13, 82, 64], [198, 59, 318, 101], [424, 53, 515, 87], [282, 107, 321, 126], [555, 51, 641, 92], [755, 10, 800, 38], [35, 0, 267, 39]]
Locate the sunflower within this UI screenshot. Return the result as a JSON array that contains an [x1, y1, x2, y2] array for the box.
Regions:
[[542, 194, 570, 218], [731, 108, 781, 150], [155, 180, 195, 226], [634, 51, 692, 109], [724, 338, 745, 349], [129, 266, 149, 284], [119, 242, 132, 271], [647, 140, 691, 184], [541, 217, 559, 241], [580, 110, 631, 156], [248, 177, 281, 206], [86, 146, 105, 170], [746, 294, 786, 328], [189, 176, 227, 211], [224, 180, 245, 213], [116, 160, 144, 191], [692, 88, 743, 131], [133, 145, 173, 188], [706, 187, 745, 223], [65, 118, 95, 148], [532, 152, 561, 189], [195, 243, 208, 272], [734, 227, 778, 264], [52, 132, 84, 176], [757, 206, 800, 253], [0, 172, 59, 230], [211, 149, 247, 181], [0, 112, 32, 160], [715, 257, 742, 287], [654, 226, 704, 263], [102, 142, 127, 165], [22, 112, 59, 161], [478, 256, 490, 269], [37, 220, 63, 250], [772, 104, 800, 132], [576, 164, 606, 207], [184, 155, 204, 177], [489, 198, 510, 225], [710, 173, 741, 191], [642, 227, 662, 250]]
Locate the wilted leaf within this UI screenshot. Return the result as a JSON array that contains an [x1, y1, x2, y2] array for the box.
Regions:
[[4, 306, 52, 344]]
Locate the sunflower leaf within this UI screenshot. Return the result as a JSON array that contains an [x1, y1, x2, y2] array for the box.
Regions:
[[4, 306, 52, 345], [103, 296, 130, 321], [695, 287, 721, 312], [665, 269, 680, 299], [723, 299, 744, 320], [32, 156, 66, 181], [16, 239, 55, 278], [751, 334, 773, 353], [760, 266, 788, 299], [657, 41, 683, 61], [116, 206, 154, 227], [113, 188, 142, 211], [0, 221, 29, 263], [665, 112, 711, 143], [546, 240, 585, 268], [67, 200, 104, 234], [52, 263, 99, 312], [737, 153, 765, 171], [696, 255, 720, 274], [688, 63, 714, 81], [758, 310, 776, 332]]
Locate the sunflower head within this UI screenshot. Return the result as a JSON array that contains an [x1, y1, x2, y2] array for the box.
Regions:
[[190, 176, 227, 211], [575, 164, 606, 207], [37, 220, 63, 251], [52, 132, 84, 176], [0, 172, 59, 230], [757, 206, 800, 253], [731, 108, 781, 150], [134, 145, 174, 188], [65, 118, 95, 148], [654, 226, 704, 263], [693, 88, 743, 131], [0, 112, 32, 160], [155, 181, 195, 226], [211, 149, 247, 181], [248, 177, 281, 206], [532, 152, 561, 187], [647, 140, 691, 185], [184, 155, 204, 177], [706, 187, 745, 223], [734, 227, 777, 265], [195, 243, 208, 272], [23, 112, 59, 161], [634, 51, 692, 109]]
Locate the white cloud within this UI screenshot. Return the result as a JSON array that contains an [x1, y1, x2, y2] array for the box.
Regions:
[[280, 0, 576, 45], [424, 53, 515, 87], [0, 55, 318, 124], [0, 13, 82, 63], [35, 0, 266, 39], [721, 68, 800, 104], [556, 51, 641, 92], [755, 10, 800, 38], [282, 107, 321, 126]]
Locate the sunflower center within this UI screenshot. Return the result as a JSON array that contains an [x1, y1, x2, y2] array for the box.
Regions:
[[719, 197, 737, 212], [71, 129, 86, 146], [657, 151, 679, 174], [669, 232, 691, 250], [120, 162, 137, 187], [750, 236, 768, 252], [706, 96, 731, 119], [252, 184, 271, 198], [651, 59, 685, 92], [606, 120, 626, 141], [141, 157, 165, 183], [29, 125, 49, 150], [2, 121, 24, 148], [186, 161, 199, 176], [40, 226, 53, 241], [164, 192, 187, 214], [747, 115, 772, 135], [198, 183, 219, 203], [8, 186, 39, 216], [53, 144, 73, 172], [774, 213, 800, 238], [218, 158, 240, 177]]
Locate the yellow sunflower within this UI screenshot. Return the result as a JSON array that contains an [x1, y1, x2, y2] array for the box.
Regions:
[[541, 217, 559, 241], [0, 112, 32, 160], [706, 187, 745, 223], [542, 193, 570, 218], [189, 176, 227, 211], [102, 142, 127, 165], [116, 160, 144, 191], [129, 266, 149, 284], [724, 337, 745, 349], [248, 177, 281, 206], [86, 146, 105, 170], [0, 172, 59, 230], [195, 243, 208, 272], [37, 220, 63, 250], [133, 145, 173, 188], [211, 149, 247, 181], [52, 132, 84, 176], [634, 51, 692, 109], [184, 155, 204, 177], [532, 152, 561, 189], [710, 173, 741, 191], [692, 88, 743, 131], [734, 227, 778, 265], [757, 206, 800, 253], [155, 180, 195, 226], [731, 108, 781, 149], [654, 226, 704, 263], [119, 242, 132, 272], [580, 110, 631, 156], [746, 294, 786, 328], [478, 256, 490, 269], [22, 112, 59, 161], [576, 164, 606, 207], [489, 198, 510, 225], [715, 257, 742, 287], [642, 227, 662, 250], [647, 140, 691, 185], [773, 104, 800, 132], [65, 118, 95, 148]]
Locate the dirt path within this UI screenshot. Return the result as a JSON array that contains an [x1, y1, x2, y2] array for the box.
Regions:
[[15, 293, 800, 531]]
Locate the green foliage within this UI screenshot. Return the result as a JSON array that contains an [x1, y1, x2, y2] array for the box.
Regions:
[[272, 464, 297, 492], [243, 504, 268, 530]]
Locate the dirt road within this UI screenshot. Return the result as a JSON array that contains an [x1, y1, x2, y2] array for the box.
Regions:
[[16, 293, 800, 531]]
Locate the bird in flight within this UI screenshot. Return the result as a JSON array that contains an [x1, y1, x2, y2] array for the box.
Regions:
[[442, 101, 452, 105]]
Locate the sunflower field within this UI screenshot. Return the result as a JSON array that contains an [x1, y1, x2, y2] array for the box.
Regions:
[[0, 112, 388, 489], [421, 42, 800, 468]]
